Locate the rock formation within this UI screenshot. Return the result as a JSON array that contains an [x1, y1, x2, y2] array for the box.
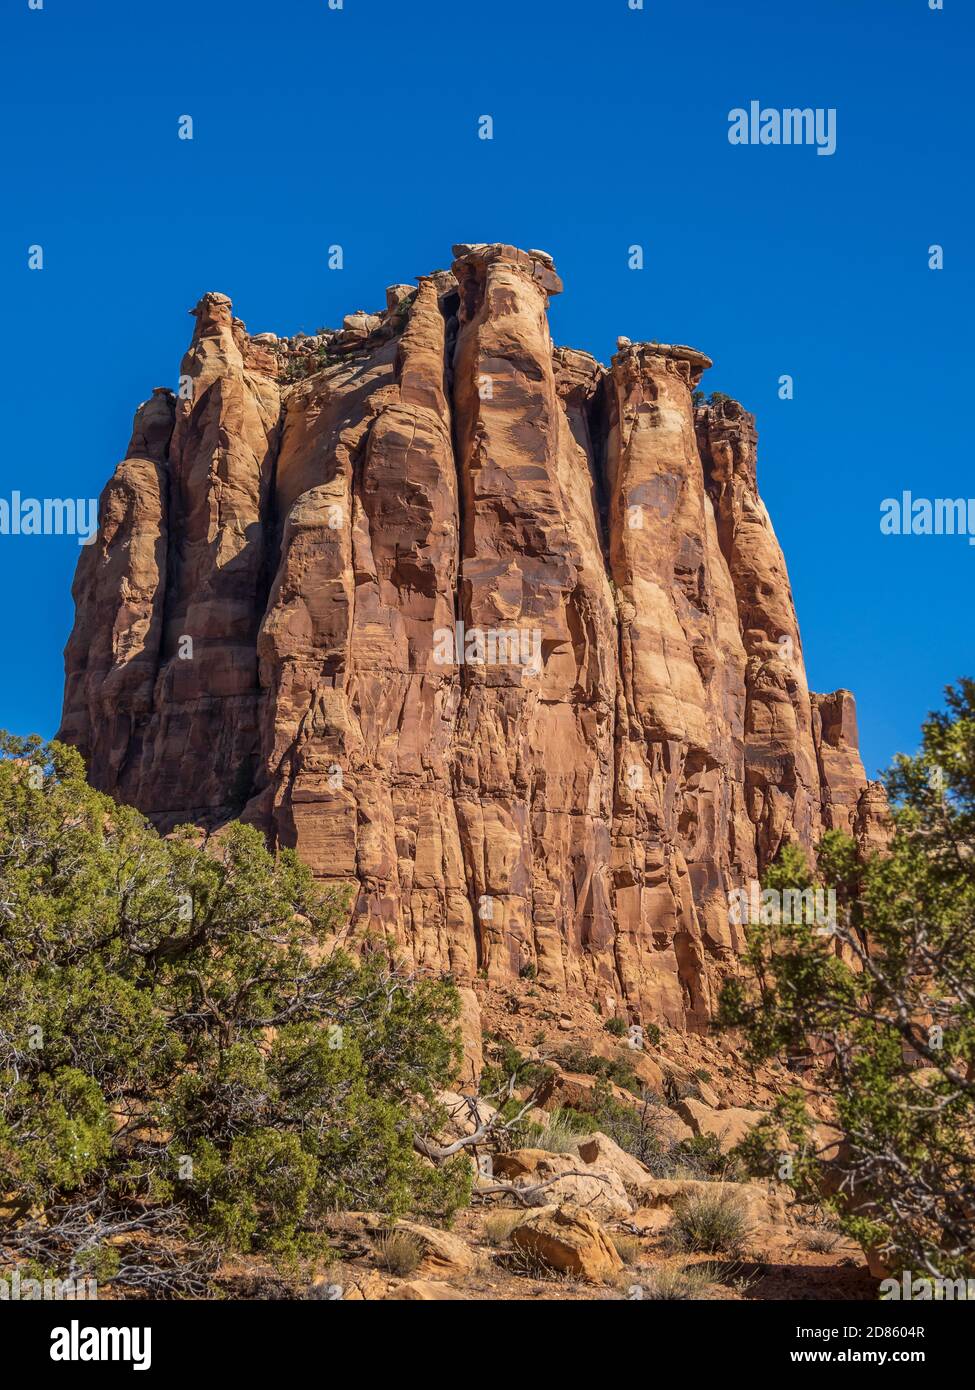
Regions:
[[60, 243, 883, 1038]]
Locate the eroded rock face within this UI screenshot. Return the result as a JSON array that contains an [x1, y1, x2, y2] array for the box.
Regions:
[[60, 242, 883, 1037]]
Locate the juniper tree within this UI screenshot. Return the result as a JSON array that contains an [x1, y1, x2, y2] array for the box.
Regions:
[[0, 735, 470, 1293], [720, 682, 975, 1279]]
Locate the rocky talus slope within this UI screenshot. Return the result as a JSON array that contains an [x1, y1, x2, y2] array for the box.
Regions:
[[60, 242, 884, 1050]]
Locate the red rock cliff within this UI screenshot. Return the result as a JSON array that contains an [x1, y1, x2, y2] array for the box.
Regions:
[[60, 243, 882, 1034]]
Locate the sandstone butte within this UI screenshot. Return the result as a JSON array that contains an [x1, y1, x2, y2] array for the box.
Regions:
[[59, 242, 887, 1071]]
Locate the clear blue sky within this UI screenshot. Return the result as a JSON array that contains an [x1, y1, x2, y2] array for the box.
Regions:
[[0, 0, 969, 779]]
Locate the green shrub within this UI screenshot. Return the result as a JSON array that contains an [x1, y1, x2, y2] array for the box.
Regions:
[[0, 734, 471, 1293], [479, 1039, 552, 1097], [604, 1017, 627, 1037], [556, 1048, 641, 1096], [670, 1190, 750, 1255], [672, 1133, 733, 1179]]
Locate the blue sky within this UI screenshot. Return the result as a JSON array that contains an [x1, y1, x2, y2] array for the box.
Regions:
[[0, 0, 969, 779]]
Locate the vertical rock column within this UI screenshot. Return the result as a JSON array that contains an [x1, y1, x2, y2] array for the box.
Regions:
[[348, 278, 473, 980], [547, 349, 622, 1000], [696, 399, 823, 868], [257, 280, 483, 1077], [256, 281, 479, 981], [604, 343, 751, 1029], [133, 293, 281, 823], [449, 245, 619, 993], [256, 331, 398, 879], [60, 388, 175, 792]]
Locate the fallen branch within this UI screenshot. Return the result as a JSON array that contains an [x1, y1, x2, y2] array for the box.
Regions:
[[471, 1170, 617, 1208], [413, 1076, 543, 1162]]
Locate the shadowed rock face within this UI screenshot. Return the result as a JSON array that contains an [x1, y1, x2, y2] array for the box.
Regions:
[[60, 242, 883, 1034]]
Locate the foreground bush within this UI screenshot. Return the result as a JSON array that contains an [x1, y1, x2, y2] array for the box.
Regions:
[[721, 681, 975, 1280], [0, 735, 470, 1293], [670, 1190, 750, 1255], [374, 1230, 424, 1276]]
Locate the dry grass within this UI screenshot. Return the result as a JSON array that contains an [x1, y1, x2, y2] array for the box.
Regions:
[[805, 1227, 841, 1253], [624, 1263, 718, 1301], [374, 1230, 424, 1277], [500, 1246, 575, 1282], [669, 1190, 750, 1255], [695, 1258, 758, 1296], [610, 1231, 643, 1265], [481, 1210, 523, 1246], [523, 1110, 591, 1154]]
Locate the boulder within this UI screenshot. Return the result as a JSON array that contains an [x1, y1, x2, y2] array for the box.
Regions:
[[573, 1131, 655, 1192], [337, 1271, 387, 1300], [385, 284, 415, 311], [627, 1050, 666, 1096], [511, 1202, 623, 1283], [648, 1105, 695, 1147], [675, 1097, 767, 1153], [434, 1090, 496, 1141], [626, 1206, 674, 1234]]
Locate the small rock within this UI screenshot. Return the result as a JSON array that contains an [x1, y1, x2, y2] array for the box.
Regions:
[[574, 1131, 655, 1192], [339, 1271, 387, 1300], [385, 284, 414, 311], [384, 1279, 468, 1301]]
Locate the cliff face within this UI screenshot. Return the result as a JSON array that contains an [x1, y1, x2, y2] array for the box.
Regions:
[[60, 243, 883, 1035]]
